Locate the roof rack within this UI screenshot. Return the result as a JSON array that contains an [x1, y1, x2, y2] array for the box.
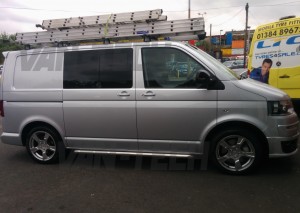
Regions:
[[16, 9, 206, 48]]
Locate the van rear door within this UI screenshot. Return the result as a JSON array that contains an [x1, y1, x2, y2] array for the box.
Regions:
[[0, 52, 8, 116]]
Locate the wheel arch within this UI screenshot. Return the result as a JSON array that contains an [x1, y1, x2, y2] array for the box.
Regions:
[[21, 121, 65, 147], [204, 121, 269, 156]]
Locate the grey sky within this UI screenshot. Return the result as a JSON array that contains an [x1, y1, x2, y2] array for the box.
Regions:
[[0, 0, 299, 35]]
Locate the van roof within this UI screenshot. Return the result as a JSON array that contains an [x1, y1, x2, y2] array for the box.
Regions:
[[11, 41, 188, 54], [2, 51, 8, 58], [256, 16, 300, 30]]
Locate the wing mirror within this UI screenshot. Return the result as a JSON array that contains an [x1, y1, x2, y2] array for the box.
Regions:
[[195, 70, 216, 89]]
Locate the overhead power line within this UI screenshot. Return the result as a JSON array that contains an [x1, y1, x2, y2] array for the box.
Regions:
[[166, 0, 300, 12], [213, 8, 243, 27], [1, 1, 300, 13], [0, 6, 103, 13], [248, 11, 260, 26], [252, 0, 300, 7]]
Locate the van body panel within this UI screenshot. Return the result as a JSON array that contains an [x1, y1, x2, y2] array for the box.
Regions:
[[13, 53, 63, 90], [62, 89, 135, 101], [1, 50, 65, 146], [266, 113, 299, 137], [277, 67, 300, 92], [3, 52, 18, 93], [66, 137, 139, 151], [136, 100, 216, 139], [137, 139, 202, 155], [277, 34, 300, 95], [232, 79, 288, 101], [3, 102, 65, 138], [268, 135, 299, 157], [1, 133, 22, 146], [63, 101, 137, 139], [218, 81, 266, 101], [217, 101, 268, 130], [3, 91, 62, 102]]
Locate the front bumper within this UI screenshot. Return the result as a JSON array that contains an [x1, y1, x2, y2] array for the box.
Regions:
[[266, 112, 299, 157], [268, 133, 299, 157]]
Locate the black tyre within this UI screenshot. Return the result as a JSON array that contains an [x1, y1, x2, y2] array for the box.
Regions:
[[25, 126, 63, 164], [210, 128, 264, 175]]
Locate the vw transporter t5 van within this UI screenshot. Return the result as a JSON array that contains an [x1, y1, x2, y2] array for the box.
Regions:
[[1, 41, 299, 174]]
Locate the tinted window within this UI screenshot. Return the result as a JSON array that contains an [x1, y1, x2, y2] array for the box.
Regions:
[[99, 49, 133, 88], [64, 48, 133, 88], [142, 48, 205, 88], [64, 50, 99, 88]]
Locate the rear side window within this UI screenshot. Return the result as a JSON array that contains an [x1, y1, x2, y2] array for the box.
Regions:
[[64, 48, 133, 89]]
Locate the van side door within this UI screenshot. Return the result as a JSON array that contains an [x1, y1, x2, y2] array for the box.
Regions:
[[277, 35, 300, 97], [63, 48, 138, 151], [136, 46, 217, 154]]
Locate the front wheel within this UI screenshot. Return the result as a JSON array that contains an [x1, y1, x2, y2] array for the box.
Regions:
[[210, 128, 264, 175], [25, 126, 63, 164]]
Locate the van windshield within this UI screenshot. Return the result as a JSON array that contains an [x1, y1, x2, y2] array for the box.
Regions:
[[185, 44, 240, 80]]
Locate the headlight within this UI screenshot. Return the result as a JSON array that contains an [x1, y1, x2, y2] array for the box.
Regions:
[[268, 100, 294, 116]]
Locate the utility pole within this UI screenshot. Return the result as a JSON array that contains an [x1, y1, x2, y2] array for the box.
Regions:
[[188, 0, 191, 19], [219, 30, 223, 49], [243, 3, 249, 68], [210, 24, 212, 54]]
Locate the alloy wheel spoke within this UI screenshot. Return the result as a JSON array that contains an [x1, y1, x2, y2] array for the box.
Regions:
[[32, 134, 42, 144], [217, 155, 231, 163], [241, 151, 255, 159], [48, 146, 56, 152], [42, 151, 48, 160], [43, 133, 50, 142], [234, 159, 242, 171], [219, 140, 231, 150], [30, 147, 39, 153], [237, 137, 246, 147]]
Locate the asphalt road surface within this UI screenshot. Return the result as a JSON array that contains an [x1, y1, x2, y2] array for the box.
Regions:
[[0, 121, 299, 213]]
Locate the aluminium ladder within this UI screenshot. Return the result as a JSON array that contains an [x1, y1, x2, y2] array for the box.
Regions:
[[37, 9, 167, 30], [16, 9, 206, 47]]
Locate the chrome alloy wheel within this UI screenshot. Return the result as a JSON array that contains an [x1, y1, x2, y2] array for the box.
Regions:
[[29, 131, 56, 161], [215, 135, 256, 172]]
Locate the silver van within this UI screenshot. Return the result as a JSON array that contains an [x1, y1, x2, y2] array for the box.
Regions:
[[0, 41, 299, 174]]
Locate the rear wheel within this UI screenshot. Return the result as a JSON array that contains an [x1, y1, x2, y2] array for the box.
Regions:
[[210, 128, 264, 175], [25, 126, 63, 164]]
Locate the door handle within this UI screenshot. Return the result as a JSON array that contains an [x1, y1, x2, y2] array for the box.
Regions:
[[142, 91, 156, 97], [279, 75, 290, 78], [117, 91, 130, 97]]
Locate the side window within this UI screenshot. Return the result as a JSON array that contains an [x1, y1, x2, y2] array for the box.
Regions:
[[142, 47, 206, 88], [64, 50, 99, 88], [99, 49, 133, 88], [64, 48, 133, 89]]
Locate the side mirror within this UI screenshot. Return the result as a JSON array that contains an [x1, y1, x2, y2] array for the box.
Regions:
[[240, 71, 248, 79], [195, 70, 216, 89]]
